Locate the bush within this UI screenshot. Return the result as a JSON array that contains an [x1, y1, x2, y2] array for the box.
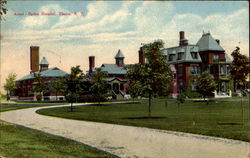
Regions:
[[177, 93, 186, 104]]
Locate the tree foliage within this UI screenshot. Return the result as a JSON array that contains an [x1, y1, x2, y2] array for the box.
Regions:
[[4, 73, 17, 100], [127, 40, 172, 116], [196, 72, 216, 103], [90, 68, 108, 104], [32, 73, 49, 101], [0, 0, 8, 21], [64, 65, 85, 111], [230, 47, 249, 90], [51, 78, 66, 101]]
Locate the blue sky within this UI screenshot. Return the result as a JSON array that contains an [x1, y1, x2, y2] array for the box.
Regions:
[[1, 1, 249, 91]]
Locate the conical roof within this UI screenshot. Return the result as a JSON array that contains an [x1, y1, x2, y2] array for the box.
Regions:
[[196, 33, 224, 52], [115, 49, 125, 58], [40, 57, 49, 65]]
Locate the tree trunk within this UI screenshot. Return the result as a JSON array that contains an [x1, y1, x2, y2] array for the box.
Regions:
[[55, 91, 58, 101], [71, 102, 73, 112], [148, 93, 152, 117]]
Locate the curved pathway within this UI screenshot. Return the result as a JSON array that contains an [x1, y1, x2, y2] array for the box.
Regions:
[[1, 104, 249, 158]]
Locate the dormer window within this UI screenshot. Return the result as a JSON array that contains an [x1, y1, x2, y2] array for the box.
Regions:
[[191, 52, 198, 59], [168, 54, 175, 61], [177, 52, 184, 60]]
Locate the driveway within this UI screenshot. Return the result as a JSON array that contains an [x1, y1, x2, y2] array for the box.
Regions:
[[1, 104, 249, 158]]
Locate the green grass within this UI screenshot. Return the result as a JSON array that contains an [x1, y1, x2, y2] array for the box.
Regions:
[[0, 121, 116, 158], [37, 99, 250, 142], [0, 103, 67, 112]]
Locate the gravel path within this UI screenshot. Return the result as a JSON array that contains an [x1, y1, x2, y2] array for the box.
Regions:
[[1, 104, 249, 158]]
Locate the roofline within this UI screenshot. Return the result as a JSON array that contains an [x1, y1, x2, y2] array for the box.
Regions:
[[164, 44, 198, 50]]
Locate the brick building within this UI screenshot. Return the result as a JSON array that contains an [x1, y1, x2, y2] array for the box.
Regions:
[[88, 49, 130, 100], [161, 31, 232, 97], [15, 46, 68, 101]]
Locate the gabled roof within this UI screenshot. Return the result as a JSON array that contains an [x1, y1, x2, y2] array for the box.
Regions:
[[115, 49, 125, 58], [40, 57, 49, 65], [196, 33, 224, 52], [99, 64, 127, 75], [104, 77, 128, 82], [17, 67, 68, 82]]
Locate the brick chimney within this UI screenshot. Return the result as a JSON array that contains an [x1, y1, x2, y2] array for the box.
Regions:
[[89, 56, 95, 73], [179, 31, 188, 46], [30, 46, 39, 73], [138, 47, 145, 65], [180, 31, 185, 41], [216, 39, 220, 45]]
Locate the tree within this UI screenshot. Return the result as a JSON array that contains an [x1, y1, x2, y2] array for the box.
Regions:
[[51, 79, 66, 101], [64, 65, 85, 111], [230, 47, 249, 91], [32, 73, 49, 101], [127, 40, 172, 117], [196, 72, 217, 104], [4, 73, 17, 101], [128, 80, 144, 101], [0, 0, 8, 21], [90, 68, 108, 104]]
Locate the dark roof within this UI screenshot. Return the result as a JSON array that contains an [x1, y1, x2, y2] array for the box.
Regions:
[[97, 64, 127, 75], [40, 57, 49, 65], [17, 67, 68, 82], [196, 33, 224, 52], [163, 45, 202, 64], [115, 49, 125, 58]]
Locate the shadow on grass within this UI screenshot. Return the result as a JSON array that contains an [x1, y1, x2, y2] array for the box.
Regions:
[[217, 122, 243, 125], [122, 116, 167, 120]]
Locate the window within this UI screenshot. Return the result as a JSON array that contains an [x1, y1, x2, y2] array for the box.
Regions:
[[191, 52, 198, 59], [220, 65, 227, 75], [168, 54, 175, 61], [190, 66, 200, 75], [178, 65, 183, 77], [177, 52, 184, 60], [213, 54, 219, 62]]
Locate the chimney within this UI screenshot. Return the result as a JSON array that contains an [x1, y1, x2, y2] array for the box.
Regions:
[[179, 31, 188, 46], [216, 39, 220, 45], [138, 47, 145, 65], [89, 56, 95, 73], [30, 46, 39, 73], [179, 31, 185, 41]]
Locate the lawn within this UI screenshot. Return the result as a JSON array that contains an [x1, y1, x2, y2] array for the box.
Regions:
[[0, 102, 117, 158], [37, 98, 250, 142], [0, 121, 116, 158]]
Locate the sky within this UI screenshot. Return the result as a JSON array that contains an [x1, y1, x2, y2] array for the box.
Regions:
[[0, 1, 249, 92]]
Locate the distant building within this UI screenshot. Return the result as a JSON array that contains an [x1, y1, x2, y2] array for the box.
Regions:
[[88, 49, 129, 100], [14, 46, 68, 101], [162, 31, 232, 98]]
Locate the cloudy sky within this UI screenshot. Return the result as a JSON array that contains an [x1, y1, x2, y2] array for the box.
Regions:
[[0, 1, 249, 91]]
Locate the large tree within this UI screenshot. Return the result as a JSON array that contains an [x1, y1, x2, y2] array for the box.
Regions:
[[127, 40, 172, 117], [64, 65, 85, 111], [32, 73, 49, 101], [90, 68, 108, 104], [230, 46, 249, 91], [196, 72, 217, 104], [4, 73, 17, 100]]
